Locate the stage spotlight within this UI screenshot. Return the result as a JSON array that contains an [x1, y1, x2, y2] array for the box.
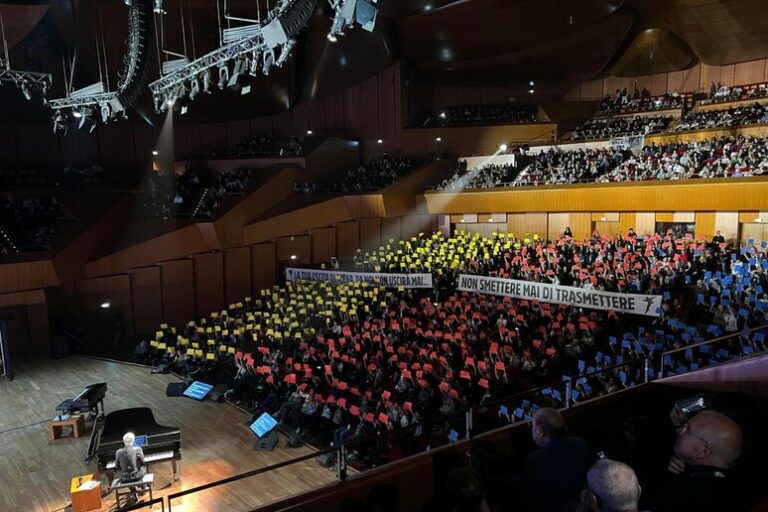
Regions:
[[153, 0, 165, 14], [262, 49, 275, 76], [202, 69, 212, 93], [249, 50, 261, 76], [377, 139, 383, 144], [21, 79, 32, 101], [499, 144, 508, 151], [275, 39, 296, 68], [100, 103, 111, 123], [227, 57, 246, 90], [189, 77, 201, 100], [152, 150, 159, 156], [52, 110, 68, 135], [72, 110, 83, 119], [217, 62, 230, 90], [100, 302, 111, 309], [153, 94, 163, 113]]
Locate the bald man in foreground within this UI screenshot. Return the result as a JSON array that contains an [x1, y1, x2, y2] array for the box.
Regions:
[[643, 410, 745, 512], [522, 407, 591, 512], [580, 459, 642, 512]]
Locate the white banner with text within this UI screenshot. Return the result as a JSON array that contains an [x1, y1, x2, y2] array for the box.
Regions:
[[457, 274, 663, 317], [285, 268, 434, 288]]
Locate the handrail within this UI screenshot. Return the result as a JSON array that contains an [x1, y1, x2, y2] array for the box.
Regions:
[[119, 497, 165, 511], [166, 437, 370, 511], [659, 324, 767, 378]]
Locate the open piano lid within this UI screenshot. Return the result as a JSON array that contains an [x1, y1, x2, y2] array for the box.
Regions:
[[96, 407, 180, 462]]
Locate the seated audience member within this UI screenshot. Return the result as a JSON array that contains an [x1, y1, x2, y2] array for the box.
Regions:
[[576, 459, 642, 512], [643, 410, 744, 512], [522, 408, 591, 512]]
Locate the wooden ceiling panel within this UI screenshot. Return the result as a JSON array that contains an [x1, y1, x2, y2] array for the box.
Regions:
[[399, 0, 625, 63], [610, 28, 695, 76], [419, 9, 635, 82]]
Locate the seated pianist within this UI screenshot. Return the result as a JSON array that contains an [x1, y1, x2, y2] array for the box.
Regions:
[[115, 432, 147, 505]]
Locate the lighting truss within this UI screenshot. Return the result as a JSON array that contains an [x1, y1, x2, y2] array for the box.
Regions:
[[46, 0, 153, 133], [327, 0, 378, 41], [149, 0, 317, 114], [0, 67, 52, 100]]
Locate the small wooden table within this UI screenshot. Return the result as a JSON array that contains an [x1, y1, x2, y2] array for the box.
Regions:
[[70, 474, 102, 512], [49, 414, 86, 440]]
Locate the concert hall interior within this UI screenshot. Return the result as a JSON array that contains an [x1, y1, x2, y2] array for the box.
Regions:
[[2, 1, 768, 511]]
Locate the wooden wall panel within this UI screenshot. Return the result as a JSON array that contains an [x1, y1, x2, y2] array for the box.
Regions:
[[695, 212, 717, 241], [381, 217, 402, 246], [275, 235, 311, 264], [224, 247, 252, 305], [506, 213, 547, 238], [336, 221, 360, 259], [400, 215, 434, 241], [128, 266, 162, 337], [593, 221, 620, 236], [547, 213, 570, 241], [160, 259, 194, 327], [570, 213, 592, 239], [635, 212, 656, 236], [568, 58, 768, 101], [715, 211, 739, 241], [359, 218, 382, 253], [619, 212, 636, 234], [192, 252, 225, 318], [77, 274, 133, 350], [740, 223, 768, 244], [251, 243, 276, 294], [424, 178, 768, 214], [310, 227, 337, 264]]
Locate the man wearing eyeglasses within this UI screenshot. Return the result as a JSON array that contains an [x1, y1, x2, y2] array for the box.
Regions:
[[643, 410, 744, 512]]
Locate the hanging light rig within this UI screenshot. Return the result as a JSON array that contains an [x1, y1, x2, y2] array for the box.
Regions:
[[149, 0, 319, 115], [47, 0, 154, 134], [0, 12, 52, 102]]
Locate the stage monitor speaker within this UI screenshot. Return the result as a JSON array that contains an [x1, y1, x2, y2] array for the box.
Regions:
[[166, 382, 186, 397], [253, 430, 279, 451], [316, 452, 336, 467], [244, 408, 261, 425], [286, 431, 303, 448]]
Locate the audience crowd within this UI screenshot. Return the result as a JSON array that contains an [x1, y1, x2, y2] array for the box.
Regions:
[[598, 135, 768, 182], [0, 195, 66, 253], [569, 115, 672, 141], [295, 155, 416, 193], [139, 167, 252, 218], [426, 104, 537, 128], [514, 147, 624, 186], [702, 81, 768, 106], [435, 161, 519, 191], [198, 134, 304, 159], [139, 228, 768, 482], [448, 134, 768, 189], [674, 102, 768, 132], [599, 88, 686, 115]]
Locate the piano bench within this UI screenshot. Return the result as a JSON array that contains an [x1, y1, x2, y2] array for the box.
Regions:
[[49, 415, 86, 440], [111, 473, 154, 510]]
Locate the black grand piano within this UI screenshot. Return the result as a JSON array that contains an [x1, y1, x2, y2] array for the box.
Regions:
[[56, 382, 107, 415], [94, 407, 182, 482]]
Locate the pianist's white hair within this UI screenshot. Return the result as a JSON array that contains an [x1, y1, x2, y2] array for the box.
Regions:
[[123, 432, 135, 447]]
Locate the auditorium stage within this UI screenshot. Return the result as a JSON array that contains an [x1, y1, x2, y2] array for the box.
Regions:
[[0, 356, 338, 512]]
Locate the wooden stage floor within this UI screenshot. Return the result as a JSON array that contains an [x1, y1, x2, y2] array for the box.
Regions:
[[0, 356, 338, 512]]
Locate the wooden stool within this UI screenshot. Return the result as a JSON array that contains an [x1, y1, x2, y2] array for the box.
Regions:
[[49, 415, 86, 440], [111, 473, 154, 510]]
